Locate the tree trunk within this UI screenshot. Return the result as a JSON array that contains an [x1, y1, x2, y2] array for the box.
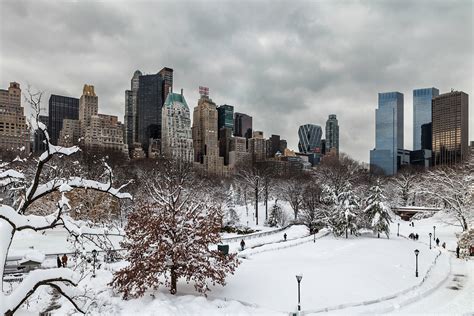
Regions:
[[255, 180, 259, 225], [264, 185, 268, 221], [0, 220, 15, 293], [378, 232, 380, 238], [345, 227, 348, 239], [170, 267, 177, 295]]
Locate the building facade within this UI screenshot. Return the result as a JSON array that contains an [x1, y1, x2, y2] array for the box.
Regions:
[[298, 124, 323, 154], [192, 95, 227, 175], [33, 115, 49, 153], [248, 131, 266, 162], [432, 91, 469, 166], [137, 73, 163, 152], [217, 104, 234, 137], [0, 82, 30, 155], [48, 94, 79, 145], [124, 70, 141, 150], [370, 92, 404, 175], [161, 90, 194, 162], [325, 114, 339, 153], [234, 112, 252, 139], [413, 87, 439, 150]]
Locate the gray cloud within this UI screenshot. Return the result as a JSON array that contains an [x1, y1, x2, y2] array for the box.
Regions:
[[1, 0, 472, 162]]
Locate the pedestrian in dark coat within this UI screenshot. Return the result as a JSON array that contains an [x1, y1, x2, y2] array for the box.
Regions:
[[415, 233, 419, 240], [56, 255, 62, 268], [436, 238, 440, 246], [456, 246, 460, 258], [284, 233, 287, 241], [240, 239, 245, 251], [61, 254, 68, 267]]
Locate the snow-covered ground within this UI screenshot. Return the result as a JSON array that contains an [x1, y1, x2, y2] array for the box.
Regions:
[[7, 207, 473, 315]]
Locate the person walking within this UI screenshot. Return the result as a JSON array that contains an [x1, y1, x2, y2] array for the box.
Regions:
[[442, 242, 446, 249], [240, 239, 245, 251], [436, 238, 440, 247], [415, 233, 419, 240], [456, 245, 460, 258], [61, 254, 68, 268], [284, 233, 287, 241], [56, 255, 62, 268]]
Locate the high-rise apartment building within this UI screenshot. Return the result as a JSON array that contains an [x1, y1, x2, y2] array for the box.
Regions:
[[48, 94, 79, 145], [124, 70, 141, 150], [370, 92, 404, 175], [161, 90, 194, 162], [248, 131, 266, 162], [0, 82, 30, 155], [228, 136, 251, 169], [192, 94, 227, 175], [432, 91, 469, 166], [413, 87, 439, 150], [234, 112, 252, 139], [325, 114, 339, 153]]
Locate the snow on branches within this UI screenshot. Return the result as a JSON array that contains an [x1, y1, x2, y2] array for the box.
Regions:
[[363, 182, 391, 238], [112, 159, 239, 298], [0, 89, 131, 315]]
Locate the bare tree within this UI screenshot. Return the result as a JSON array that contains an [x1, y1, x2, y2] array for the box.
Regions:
[[392, 170, 420, 206], [281, 175, 306, 221], [0, 89, 131, 315]]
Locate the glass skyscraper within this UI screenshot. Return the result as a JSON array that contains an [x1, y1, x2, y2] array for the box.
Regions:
[[370, 92, 404, 175], [217, 104, 234, 134], [413, 87, 439, 150], [137, 73, 163, 152], [298, 124, 322, 153], [48, 94, 79, 145]]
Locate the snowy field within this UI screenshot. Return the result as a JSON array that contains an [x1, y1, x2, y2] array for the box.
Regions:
[[7, 207, 473, 315]]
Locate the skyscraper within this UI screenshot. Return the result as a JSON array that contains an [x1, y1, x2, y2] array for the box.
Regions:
[[79, 84, 98, 126], [0, 82, 30, 155], [413, 87, 439, 150], [217, 104, 234, 135], [33, 115, 49, 152], [325, 114, 339, 153], [234, 112, 252, 139], [137, 73, 163, 153], [161, 89, 194, 162], [124, 70, 141, 149], [298, 124, 322, 153], [421, 123, 432, 151], [432, 91, 469, 166], [48, 94, 79, 145], [158, 67, 173, 106], [192, 94, 226, 175], [370, 92, 404, 175]]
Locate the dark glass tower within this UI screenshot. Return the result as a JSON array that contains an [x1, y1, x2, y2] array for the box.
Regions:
[[137, 73, 163, 152], [234, 112, 252, 139], [48, 94, 79, 145], [217, 104, 234, 134], [421, 123, 432, 151], [298, 124, 323, 153], [432, 91, 469, 166], [325, 114, 339, 153], [413, 87, 439, 150]]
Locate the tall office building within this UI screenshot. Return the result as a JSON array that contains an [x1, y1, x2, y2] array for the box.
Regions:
[[370, 92, 404, 175], [158, 67, 173, 106], [413, 87, 439, 150], [137, 73, 163, 153], [325, 114, 339, 153], [124, 70, 141, 149], [298, 124, 323, 153], [248, 131, 266, 162], [79, 84, 98, 126], [217, 104, 234, 136], [0, 82, 30, 155], [192, 94, 226, 175], [234, 112, 252, 139], [161, 89, 194, 162], [432, 91, 469, 166], [421, 123, 432, 150], [48, 94, 79, 145]]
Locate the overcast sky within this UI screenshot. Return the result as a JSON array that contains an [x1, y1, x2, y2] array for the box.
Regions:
[[1, 0, 472, 162]]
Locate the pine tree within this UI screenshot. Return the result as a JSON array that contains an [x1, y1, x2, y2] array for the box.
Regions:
[[331, 188, 360, 238], [267, 200, 286, 227], [112, 160, 239, 298], [364, 182, 391, 238]]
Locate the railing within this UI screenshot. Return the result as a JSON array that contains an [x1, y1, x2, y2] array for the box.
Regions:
[[221, 225, 292, 243]]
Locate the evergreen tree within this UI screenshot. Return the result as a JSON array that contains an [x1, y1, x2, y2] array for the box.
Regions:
[[364, 182, 391, 238], [267, 200, 286, 227], [329, 187, 360, 238]]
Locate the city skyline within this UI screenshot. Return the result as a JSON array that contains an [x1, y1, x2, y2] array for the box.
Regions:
[[1, 0, 472, 163]]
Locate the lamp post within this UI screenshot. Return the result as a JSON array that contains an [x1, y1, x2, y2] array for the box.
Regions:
[[296, 274, 303, 312], [397, 223, 400, 237], [92, 249, 97, 278], [414, 249, 420, 277], [313, 230, 316, 243], [429, 233, 432, 249], [433, 226, 436, 241]]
